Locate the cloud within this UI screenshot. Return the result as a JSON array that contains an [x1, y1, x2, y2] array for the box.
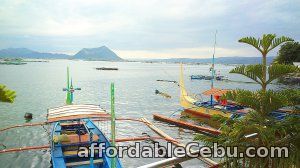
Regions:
[[116, 47, 258, 59], [0, 0, 299, 58]]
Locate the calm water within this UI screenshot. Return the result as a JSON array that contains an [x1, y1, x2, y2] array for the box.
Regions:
[[0, 60, 281, 168]]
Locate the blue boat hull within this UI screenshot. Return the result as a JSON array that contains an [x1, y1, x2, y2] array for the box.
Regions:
[[51, 119, 122, 168]]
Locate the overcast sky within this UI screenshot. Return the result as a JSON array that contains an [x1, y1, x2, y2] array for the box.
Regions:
[[0, 0, 299, 59]]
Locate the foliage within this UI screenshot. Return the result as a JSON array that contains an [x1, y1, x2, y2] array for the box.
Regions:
[[237, 34, 294, 91], [238, 34, 293, 55], [273, 42, 300, 64], [224, 89, 299, 115], [195, 112, 300, 167], [0, 84, 16, 103], [230, 64, 299, 88], [195, 34, 299, 167]]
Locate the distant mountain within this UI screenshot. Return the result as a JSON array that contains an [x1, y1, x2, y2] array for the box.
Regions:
[[0, 46, 122, 61], [145, 56, 275, 65], [0, 48, 69, 59], [73, 46, 122, 61], [0, 47, 275, 64]]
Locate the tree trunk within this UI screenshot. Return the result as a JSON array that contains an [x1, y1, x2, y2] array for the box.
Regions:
[[261, 53, 267, 113], [262, 53, 267, 91]]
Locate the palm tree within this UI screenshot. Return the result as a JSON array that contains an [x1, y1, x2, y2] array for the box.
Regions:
[[0, 84, 16, 103]]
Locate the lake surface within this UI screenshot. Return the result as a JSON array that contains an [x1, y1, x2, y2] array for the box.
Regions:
[[0, 60, 283, 168]]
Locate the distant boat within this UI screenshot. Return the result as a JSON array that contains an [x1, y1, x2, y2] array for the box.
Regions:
[[215, 75, 228, 81], [190, 75, 205, 80], [190, 75, 228, 81], [95, 67, 118, 71], [155, 89, 171, 98], [156, 79, 177, 83]]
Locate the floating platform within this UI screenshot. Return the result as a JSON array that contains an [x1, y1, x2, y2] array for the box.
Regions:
[[153, 113, 221, 135]]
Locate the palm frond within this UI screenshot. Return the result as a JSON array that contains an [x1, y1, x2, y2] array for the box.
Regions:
[[230, 64, 263, 85], [278, 89, 300, 110], [238, 36, 263, 53], [224, 89, 293, 115], [260, 34, 276, 52], [267, 64, 300, 84], [224, 89, 261, 112], [239, 34, 293, 55], [268, 36, 294, 52], [0, 84, 16, 103]]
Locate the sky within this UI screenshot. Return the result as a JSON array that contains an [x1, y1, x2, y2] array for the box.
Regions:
[[0, 0, 299, 59]]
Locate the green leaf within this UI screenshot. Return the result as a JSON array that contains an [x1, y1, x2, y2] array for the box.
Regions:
[[0, 84, 16, 103], [239, 36, 263, 54], [239, 34, 294, 55], [269, 36, 294, 52], [230, 64, 263, 85], [224, 89, 294, 115], [260, 34, 276, 52]]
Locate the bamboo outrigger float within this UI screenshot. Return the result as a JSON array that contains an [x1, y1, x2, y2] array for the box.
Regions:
[[153, 113, 221, 135], [141, 118, 219, 168]]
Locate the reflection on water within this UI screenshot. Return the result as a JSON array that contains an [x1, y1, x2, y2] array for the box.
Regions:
[[0, 60, 280, 168]]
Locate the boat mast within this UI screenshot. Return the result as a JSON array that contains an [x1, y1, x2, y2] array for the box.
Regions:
[[66, 67, 72, 105], [210, 30, 217, 105], [111, 83, 116, 168], [63, 67, 81, 105]]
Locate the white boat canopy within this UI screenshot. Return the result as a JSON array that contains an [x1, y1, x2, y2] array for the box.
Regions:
[[47, 104, 110, 122]]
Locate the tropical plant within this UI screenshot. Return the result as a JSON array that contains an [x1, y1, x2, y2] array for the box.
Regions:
[[195, 34, 300, 167], [229, 64, 299, 90], [0, 84, 16, 103], [237, 34, 294, 91]]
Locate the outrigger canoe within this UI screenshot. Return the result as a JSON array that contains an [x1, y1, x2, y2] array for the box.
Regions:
[[49, 67, 122, 168], [48, 105, 122, 168], [180, 65, 293, 120]]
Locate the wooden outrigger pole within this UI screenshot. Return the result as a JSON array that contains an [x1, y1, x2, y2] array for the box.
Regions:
[[0, 145, 50, 153]]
